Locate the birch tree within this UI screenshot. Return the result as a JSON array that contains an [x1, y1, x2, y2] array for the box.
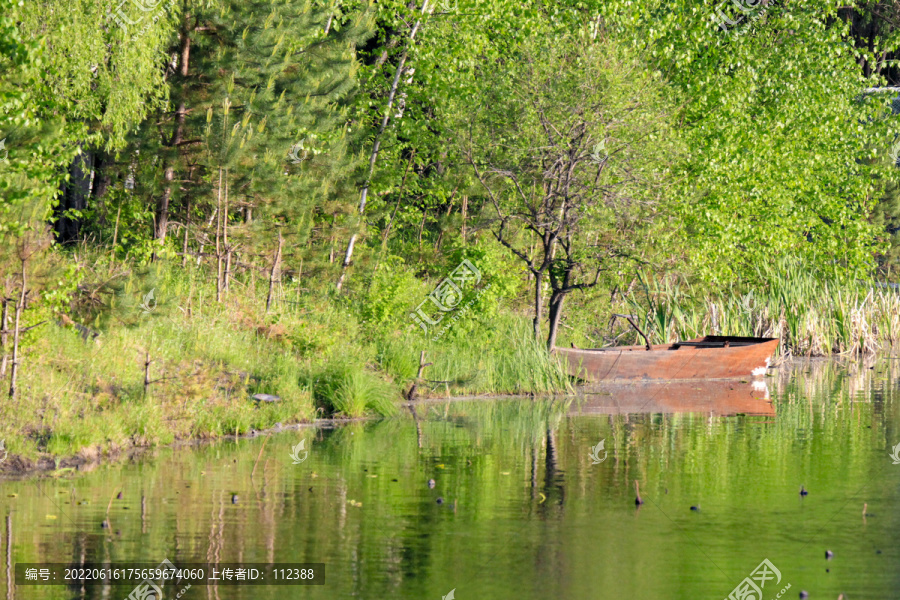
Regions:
[[335, 0, 431, 290]]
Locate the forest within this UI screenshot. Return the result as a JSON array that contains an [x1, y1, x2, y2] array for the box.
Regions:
[[2, 0, 900, 460]]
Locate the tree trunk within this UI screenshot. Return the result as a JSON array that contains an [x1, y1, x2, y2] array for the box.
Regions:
[[182, 200, 190, 268], [266, 233, 283, 313], [0, 298, 8, 378], [546, 289, 568, 351], [461, 195, 468, 244], [336, 0, 432, 291], [154, 16, 191, 257], [198, 206, 217, 266], [156, 166, 174, 247], [215, 168, 223, 302], [143, 352, 151, 397], [155, 99, 186, 254], [533, 272, 543, 341], [324, 0, 340, 34], [54, 147, 94, 244], [111, 205, 122, 250], [405, 350, 431, 401], [417, 207, 427, 246], [90, 149, 113, 221], [223, 174, 230, 294], [8, 259, 26, 399], [224, 251, 232, 294]]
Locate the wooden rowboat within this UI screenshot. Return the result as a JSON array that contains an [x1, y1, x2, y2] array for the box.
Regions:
[[553, 336, 779, 382]]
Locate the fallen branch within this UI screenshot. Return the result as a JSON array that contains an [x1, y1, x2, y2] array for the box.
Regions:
[[406, 351, 433, 401], [0, 320, 47, 335]]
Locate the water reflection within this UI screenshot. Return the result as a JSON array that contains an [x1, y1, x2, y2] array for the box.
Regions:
[[573, 380, 774, 415], [0, 359, 898, 600]]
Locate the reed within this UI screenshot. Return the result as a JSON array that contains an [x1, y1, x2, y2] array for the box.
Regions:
[[624, 263, 900, 356]]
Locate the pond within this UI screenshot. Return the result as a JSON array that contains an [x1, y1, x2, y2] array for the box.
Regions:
[[1, 359, 899, 599]]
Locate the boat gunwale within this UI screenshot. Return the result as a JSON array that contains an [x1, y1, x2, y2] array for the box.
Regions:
[[563, 336, 779, 354]]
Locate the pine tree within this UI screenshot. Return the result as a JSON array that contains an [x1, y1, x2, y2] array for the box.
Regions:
[[127, 0, 375, 300]]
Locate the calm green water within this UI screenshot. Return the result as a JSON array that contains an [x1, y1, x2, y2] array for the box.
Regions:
[[1, 360, 899, 599]]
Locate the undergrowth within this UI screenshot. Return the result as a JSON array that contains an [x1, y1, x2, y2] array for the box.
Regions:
[[0, 251, 568, 462]]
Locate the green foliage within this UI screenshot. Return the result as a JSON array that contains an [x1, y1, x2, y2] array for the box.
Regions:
[[617, 259, 900, 355], [375, 317, 572, 396], [0, 0, 74, 232], [442, 242, 523, 308], [358, 255, 425, 329], [12, 0, 177, 149], [10, 0, 900, 460], [596, 0, 895, 282], [309, 362, 399, 417]]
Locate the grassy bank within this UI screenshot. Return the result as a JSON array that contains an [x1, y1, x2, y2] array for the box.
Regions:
[[2, 248, 899, 468], [0, 252, 569, 464]]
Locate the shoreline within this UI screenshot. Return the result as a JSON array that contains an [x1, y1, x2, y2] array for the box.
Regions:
[[0, 391, 529, 479], [0, 419, 337, 479], [0, 356, 883, 479]]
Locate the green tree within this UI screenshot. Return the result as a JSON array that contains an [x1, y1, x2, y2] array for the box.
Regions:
[[0, 0, 77, 396], [446, 25, 680, 349], [122, 0, 375, 300], [592, 0, 897, 282], [13, 0, 179, 243]]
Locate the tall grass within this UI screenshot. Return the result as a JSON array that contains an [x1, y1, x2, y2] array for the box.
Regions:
[[309, 363, 399, 418], [374, 318, 572, 397], [625, 262, 900, 356]]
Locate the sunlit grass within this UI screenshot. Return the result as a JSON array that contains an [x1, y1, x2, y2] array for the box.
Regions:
[[375, 317, 572, 398]]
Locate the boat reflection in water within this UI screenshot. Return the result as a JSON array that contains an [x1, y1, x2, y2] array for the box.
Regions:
[[571, 379, 774, 416]]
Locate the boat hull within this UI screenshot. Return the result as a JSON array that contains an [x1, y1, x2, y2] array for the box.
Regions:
[[553, 336, 779, 382]]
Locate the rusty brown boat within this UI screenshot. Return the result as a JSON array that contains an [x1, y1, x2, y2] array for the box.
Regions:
[[553, 335, 779, 382]]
